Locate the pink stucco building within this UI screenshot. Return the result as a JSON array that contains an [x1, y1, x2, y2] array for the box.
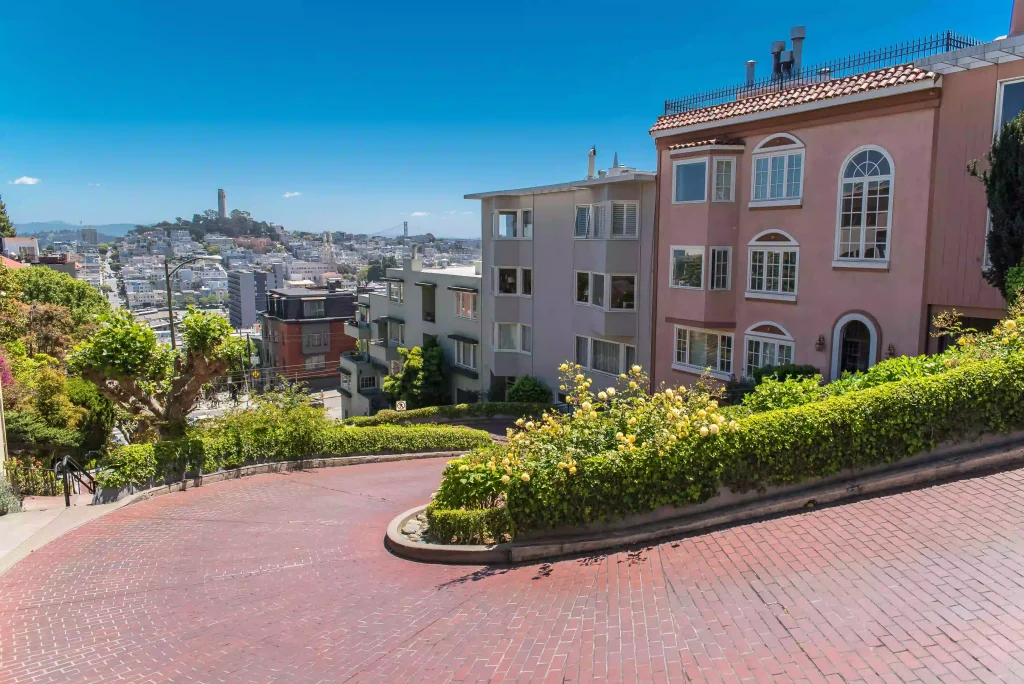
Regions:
[[648, 4, 1024, 387]]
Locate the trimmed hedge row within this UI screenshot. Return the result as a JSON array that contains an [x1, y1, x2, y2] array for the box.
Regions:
[[424, 504, 512, 545], [96, 423, 493, 489], [345, 402, 550, 427], [432, 353, 1024, 538]]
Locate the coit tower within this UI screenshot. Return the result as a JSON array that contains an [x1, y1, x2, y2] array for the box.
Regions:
[[218, 189, 227, 218]]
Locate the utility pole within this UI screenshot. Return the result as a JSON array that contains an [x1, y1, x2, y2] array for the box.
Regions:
[[164, 260, 176, 349]]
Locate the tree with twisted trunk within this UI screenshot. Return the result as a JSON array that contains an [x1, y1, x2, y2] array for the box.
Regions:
[[69, 308, 234, 441]]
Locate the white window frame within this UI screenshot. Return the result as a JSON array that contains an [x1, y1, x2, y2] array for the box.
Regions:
[[743, 322, 795, 378], [709, 247, 732, 291], [302, 300, 325, 317], [304, 354, 327, 371], [574, 205, 592, 239], [387, 282, 404, 303], [672, 326, 734, 380], [387, 321, 405, 345], [575, 271, 637, 311], [672, 157, 709, 204], [303, 331, 328, 347], [611, 201, 640, 239], [454, 291, 478, 320], [712, 156, 736, 203], [669, 245, 705, 290], [493, 323, 531, 355], [746, 230, 799, 301], [749, 134, 805, 208], [574, 335, 636, 377], [455, 340, 478, 370], [358, 374, 378, 390], [493, 266, 531, 297], [833, 145, 895, 268], [521, 209, 534, 240], [984, 77, 1024, 267], [493, 209, 533, 240]]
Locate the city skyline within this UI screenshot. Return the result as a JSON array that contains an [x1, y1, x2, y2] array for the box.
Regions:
[[1, 0, 1010, 237]]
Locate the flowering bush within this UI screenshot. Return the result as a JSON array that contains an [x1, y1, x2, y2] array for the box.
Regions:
[[430, 311, 1024, 540], [431, 364, 739, 536]]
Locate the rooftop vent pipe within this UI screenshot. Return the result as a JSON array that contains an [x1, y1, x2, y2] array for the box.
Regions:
[[790, 26, 806, 73], [770, 40, 786, 77], [587, 146, 596, 180], [745, 60, 756, 86]]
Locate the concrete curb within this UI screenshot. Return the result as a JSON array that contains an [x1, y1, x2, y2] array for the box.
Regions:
[[384, 436, 1024, 565], [122, 450, 471, 506]]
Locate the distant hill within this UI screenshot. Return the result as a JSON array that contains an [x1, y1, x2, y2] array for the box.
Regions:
[[15, 221, 142, 238]]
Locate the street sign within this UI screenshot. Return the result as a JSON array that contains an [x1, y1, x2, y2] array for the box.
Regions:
[[395, 401, 407, 411], [251, 370, 260, 379]]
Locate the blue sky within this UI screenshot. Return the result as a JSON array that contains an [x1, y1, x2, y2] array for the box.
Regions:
[[0, 0, 1011, 238]]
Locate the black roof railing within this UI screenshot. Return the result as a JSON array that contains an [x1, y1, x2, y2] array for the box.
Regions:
[[662, 30, 980, 117]]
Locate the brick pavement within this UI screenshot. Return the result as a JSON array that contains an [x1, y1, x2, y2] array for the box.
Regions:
[[1, 458, 1024, 683]]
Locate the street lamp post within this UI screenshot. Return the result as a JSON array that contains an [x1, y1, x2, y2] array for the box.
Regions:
[[164, 255, 222, 349]]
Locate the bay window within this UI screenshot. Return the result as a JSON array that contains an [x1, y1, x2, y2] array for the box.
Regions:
[[493, 209, 533, 240], [609, 275, 635, 310], [751, 134, 804, 205], [673, 159, 708, 203], [670, 246, 704, 289], [673, 326, 733, 377], [494, 266, 532, 296], [494, 323, 531, 354], [454, 291, 478, 319], [455, 340, 477, 369], [713, 158, 735, 202], [710, 247, 731, 291], [574, 335, 636, 376]]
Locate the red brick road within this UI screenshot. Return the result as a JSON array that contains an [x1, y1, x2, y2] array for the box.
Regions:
[[2, 459, 1024, 683]]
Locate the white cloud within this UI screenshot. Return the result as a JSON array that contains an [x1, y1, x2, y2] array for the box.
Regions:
[[9, 176, 41, 185], [88, 182, 101, 187], [282, 191, 301, 198], [410, 211, 430, 217], [461, 211, 473, 215]]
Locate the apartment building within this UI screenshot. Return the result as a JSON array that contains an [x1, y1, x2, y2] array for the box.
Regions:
[[466, 160, 656, 399], [646, 19, 1020, 388], [261, 287, 358, 390], [339, 257, 485, 417], [227, 270, 257, 329]]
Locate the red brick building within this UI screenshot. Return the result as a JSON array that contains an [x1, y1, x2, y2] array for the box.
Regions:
[[261, 287, 358, 390]]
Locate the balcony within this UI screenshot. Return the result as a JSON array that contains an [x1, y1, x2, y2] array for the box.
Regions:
[[368, 338, 401, 366], [343, 318, 371, 340], [422, 311, 436, 323]]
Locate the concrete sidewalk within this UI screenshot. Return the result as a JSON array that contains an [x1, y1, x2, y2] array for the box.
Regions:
[[0, 498, 134, 576]]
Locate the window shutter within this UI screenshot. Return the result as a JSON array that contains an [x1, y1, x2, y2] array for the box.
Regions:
[[593, 202, 607, 239], [612, 202, 625, 236], [624, 202, 638, 237]]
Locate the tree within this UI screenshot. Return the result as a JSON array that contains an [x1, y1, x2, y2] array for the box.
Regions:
[[69, 308, 234, 439], [97, 243, 110, 256], [363, 255, 399, 283], [13, 266, 110, 325], [507, 376, 552, 403], [970, 112, 1024, 298], [0, 264, 26, 343], [382, 339, 446, 408], [0, 195, 15, 238], [24, 303, 77, 357]]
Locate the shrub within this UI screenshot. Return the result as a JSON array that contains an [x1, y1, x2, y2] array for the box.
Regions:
[[751, 363, 820, 384], [741, 375, 825, 412], [430, 317, 1024, 540], [0, 477, 19, 515], [95, 444, 157, 489], [346, 401, 550, 427], [507, 376, 552, 403], [425, 503, 512, 544]]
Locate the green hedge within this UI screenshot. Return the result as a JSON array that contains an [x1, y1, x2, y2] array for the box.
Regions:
[[425, 503, 512, 544], [346, 402, 550, 427], [432, 353, 1024, 538], [97, 422, 492, 488]]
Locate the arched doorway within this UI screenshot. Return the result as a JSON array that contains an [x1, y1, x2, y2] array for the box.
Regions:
[[830, 313, 878, 380], [839, 320, 871, 375]]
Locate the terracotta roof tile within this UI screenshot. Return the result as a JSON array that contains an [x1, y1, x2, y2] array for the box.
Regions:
[[651, 64, 938, 134], [667, 138, 745, 151], [1, 255, 29, 269]]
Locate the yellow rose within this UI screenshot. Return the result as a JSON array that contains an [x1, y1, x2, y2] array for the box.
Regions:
[[581, 401, 592, 411], [699, 426, 709, 437], [665, 388, 674, 397], [575, 374, 585, 382], [628, 417, 637, 425], [617, 444, 625, 452], [558, 462, 566, 468], [629, 381, 638, 389], [696, 409, 706, 418], [598, 391, 608, 400], [729, 420, 739, 431], [620, 373, 627, 379], [1006, 320, 1017, 330], [589, 411, 598, 419], [632, 365, 642, 373], [501, 474, 511, 483], [606, 387, 616, 397], [525, 421, 534, 429], [559, 363, 569, 372], [520, 473, 530, 482], [709, 424, 720, 435], [459, 465, 469, 472], [568, 466, 577, 475], [515, 418, 524, 427]]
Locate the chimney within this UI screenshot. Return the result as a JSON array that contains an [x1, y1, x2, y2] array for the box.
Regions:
[[790, 26, 806, 73], [781, 50, 794, 76], [587, 146, 596, 179], [745, 60, 756, 86], [770, 41, 786, 78], [1013, 0, 1024, 36]]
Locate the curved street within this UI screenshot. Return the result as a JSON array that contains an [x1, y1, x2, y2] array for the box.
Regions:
[[2, 458, 1024, 683]]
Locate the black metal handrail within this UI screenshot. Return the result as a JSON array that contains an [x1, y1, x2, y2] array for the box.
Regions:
[[54, 453, 98, 507], [663, 31, 980, 116]]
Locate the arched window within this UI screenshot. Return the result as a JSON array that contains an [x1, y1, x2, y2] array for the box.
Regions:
[[835, 146, 894, 262], [747, 231, 798, 300], [751, 134, 804, 204], [743, 321, 794, 377], [830, 313, 878, 380]]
